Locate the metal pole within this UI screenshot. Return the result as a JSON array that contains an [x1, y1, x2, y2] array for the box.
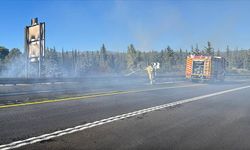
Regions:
[[43, 22, 45, 77], [24, 27, 27, 78], [38, 24, 42, 78], [25, 26, 29, 78], [38, 23, 42, 78]]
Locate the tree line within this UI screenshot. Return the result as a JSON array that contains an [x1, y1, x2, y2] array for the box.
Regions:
[[1, 42, 250, 77]]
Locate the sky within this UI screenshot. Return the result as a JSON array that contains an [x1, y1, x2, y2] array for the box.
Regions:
[[1, 0, 250, 52]]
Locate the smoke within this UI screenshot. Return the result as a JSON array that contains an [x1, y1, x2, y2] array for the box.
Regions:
[[111, 1, 182, 51], [0, 54, 26, 78]]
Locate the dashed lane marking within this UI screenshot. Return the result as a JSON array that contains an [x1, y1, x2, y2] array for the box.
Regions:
[[0, 84, 203, 109], [0, 85, 250, 150]]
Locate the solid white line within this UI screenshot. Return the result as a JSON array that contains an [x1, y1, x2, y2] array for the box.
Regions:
[[144, 81, 186, 85], [154, 81, 186, 85], [1, 85, 250, 150]]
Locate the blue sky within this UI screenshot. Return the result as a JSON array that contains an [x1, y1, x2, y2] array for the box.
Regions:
[[1, 0, 250, 52]]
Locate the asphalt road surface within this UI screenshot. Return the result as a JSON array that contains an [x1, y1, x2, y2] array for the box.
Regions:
[[1, 80, 250, 150]]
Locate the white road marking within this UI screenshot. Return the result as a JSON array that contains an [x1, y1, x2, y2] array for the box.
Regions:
[[154, 81, 186, 85], [1, 85, 250, 150], [144, 81, 186, 85]]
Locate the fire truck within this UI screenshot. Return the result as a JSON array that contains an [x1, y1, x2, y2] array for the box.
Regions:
[[185, 55, 226, 82]]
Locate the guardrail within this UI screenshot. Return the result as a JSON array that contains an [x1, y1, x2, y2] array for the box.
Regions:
[[0, 75, 185, 85], [226, 74, 250, 77]]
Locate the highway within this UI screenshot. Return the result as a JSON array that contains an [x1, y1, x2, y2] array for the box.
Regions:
[[0, 80, 250, 150]]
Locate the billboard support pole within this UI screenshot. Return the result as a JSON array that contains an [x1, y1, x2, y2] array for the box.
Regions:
[[24, 27, 27, 78], [25, 26, 29, 78], [38, 22, 45, 78], [38, 23, 41, 78], [43, 22, 45, 77]]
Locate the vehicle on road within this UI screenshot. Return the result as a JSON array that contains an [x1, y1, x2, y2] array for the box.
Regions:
[[185, 55, 226, 82]]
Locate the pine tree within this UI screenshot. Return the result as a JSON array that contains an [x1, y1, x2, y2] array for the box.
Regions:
[[246, 49, 250, 70], [100, 44, 107, 63], [194, 44, 201, 55], [100, 44, 108, 72], [166, 46, 174, 71], [0, 46, 9, 60], [127, 44, 137, 70], [216, 49, 221, 56], [225, 45, 231, 68], [204, 41, 214, 56], [5, 48, 22, 62]]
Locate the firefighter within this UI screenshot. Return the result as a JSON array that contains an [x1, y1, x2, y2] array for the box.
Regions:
[[145, 64, 154, 84]]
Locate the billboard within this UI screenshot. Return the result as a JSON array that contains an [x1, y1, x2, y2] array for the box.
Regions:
[[25, 22, 45, 62]]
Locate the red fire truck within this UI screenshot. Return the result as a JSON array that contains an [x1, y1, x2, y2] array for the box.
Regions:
[[186, 55, 226, 82]]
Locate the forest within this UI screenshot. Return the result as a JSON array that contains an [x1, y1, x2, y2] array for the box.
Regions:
[[1, 41, 250, 77]]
